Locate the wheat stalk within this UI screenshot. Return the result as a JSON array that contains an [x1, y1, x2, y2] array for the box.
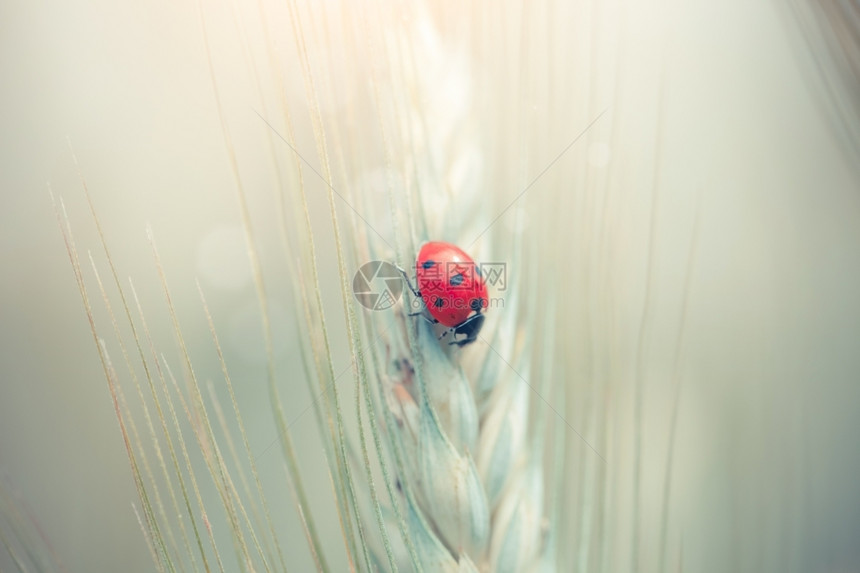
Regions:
[[294, 4, 559, 570]]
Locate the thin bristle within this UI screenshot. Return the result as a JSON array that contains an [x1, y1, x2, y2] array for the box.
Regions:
[[148, 230, 258, 571], [131, 279, 224, 573], [52, 189, 173, 572], [87, 253, 190, 573]]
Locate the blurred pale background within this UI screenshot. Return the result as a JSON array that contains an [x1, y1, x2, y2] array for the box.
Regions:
[[2, 0, 860, 571]]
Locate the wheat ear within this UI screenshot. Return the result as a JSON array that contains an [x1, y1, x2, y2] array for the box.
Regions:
[[289, 3, 555, 569]]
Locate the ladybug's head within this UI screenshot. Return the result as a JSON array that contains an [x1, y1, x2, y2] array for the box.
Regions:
[[451, 313, 485, 346]]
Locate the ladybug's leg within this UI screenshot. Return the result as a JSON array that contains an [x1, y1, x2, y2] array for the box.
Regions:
[[394, 264, 421, 298], [411, 310, 438, 326], [409, 310, 439, 324]]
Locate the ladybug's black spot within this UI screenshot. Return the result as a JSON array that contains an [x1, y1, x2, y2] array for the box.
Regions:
[[422, 260, 436, 269], [450, 273, 464, 287], [434, 297, 445, 308], [470, 298, 484, 311], [475, 265, 482, 278]]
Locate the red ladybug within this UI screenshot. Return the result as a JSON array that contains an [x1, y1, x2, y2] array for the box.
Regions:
[[401, 241, 488, 346]]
